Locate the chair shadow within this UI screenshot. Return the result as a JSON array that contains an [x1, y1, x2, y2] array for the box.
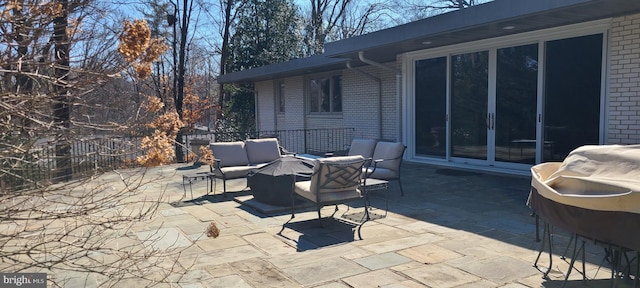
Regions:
[[169, 189, 253, 207], [175, 163, 203, 171], [278, 217, 360, 252]]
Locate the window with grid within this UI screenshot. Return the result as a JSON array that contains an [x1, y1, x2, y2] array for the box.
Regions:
[[309, 75, 342, 113]]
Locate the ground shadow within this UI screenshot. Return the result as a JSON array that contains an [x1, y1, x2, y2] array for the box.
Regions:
[[175, 163, 203, 171], [277, 217, 360, 252]]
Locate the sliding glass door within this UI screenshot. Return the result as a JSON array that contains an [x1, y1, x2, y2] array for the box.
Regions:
[[543, 34, 603, 161], [450, 51, 489, 161], [415, 57, 447, 158], [412, 33, 603, 169], [495, 44, 539, 165]]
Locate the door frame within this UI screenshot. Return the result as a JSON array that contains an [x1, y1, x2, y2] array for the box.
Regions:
[[404, 19, 610, 172]]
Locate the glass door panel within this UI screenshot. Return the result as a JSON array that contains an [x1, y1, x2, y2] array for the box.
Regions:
[[451, 51, 489, 160], [415, 57, 447, 158], [495, 44, 539, 164], [543, 34, 602, 161]]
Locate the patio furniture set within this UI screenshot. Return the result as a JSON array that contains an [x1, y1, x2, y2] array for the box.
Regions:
[[182, 137, 406, 239]]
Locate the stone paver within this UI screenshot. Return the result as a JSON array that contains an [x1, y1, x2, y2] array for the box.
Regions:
[[401, 263, 481, 287], [282, 257, 368, 286], [354, 252, 412, 270], [25, 162, 625, 287]]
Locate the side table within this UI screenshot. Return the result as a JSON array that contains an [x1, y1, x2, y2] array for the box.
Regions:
[[182, 172, 214, 200], [362, 178, 389, 218]]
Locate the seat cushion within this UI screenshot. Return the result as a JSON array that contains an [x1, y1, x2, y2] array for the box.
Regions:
[[364, 167, 396, 179], [215, 165, 259, 179], [245, 138, 281, 164], [348, 139, 377, 158], [294, 181, 362, 203], [210, 141, 250, 167]]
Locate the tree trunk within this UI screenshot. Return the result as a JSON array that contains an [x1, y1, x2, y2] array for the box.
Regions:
[[218, 0, 234, 119], [53, 0, 72, 181]]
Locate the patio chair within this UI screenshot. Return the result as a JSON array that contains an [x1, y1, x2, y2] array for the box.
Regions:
[[347, 138, 377, 158], [365, 141, 407, 196], [288, 155, 371, 239]]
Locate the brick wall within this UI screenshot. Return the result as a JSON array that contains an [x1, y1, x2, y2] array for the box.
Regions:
[[609, 13, 640, 144], [255, 81, 275, 131], [255, 64, 401, 142], [283, 76, 305, 130]]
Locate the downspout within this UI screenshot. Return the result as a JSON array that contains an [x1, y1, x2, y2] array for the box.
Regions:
[[346, 61, 382, 140], [358, 51, 402, 142], [254, 88, 260, 133]]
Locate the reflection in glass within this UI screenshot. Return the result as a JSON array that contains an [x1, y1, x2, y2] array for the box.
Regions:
[[544, 34, 602, 161], [496, 44, 538, 164], [415, 57, 447, 158], [450, 51, 488, 160], [332, 75, 342, 112]]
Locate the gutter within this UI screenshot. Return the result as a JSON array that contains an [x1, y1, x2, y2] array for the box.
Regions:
[[358, 52, 402, 142], [346, 61, 382, 140]]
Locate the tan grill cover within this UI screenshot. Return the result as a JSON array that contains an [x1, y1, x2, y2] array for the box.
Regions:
[[531, 144, 640, 213]]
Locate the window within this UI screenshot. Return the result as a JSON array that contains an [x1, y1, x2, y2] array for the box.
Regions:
[[309, 75, 342, 113], [276, 81, 285, 113]]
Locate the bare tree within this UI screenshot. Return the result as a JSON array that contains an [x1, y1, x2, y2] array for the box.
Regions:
[[334, 2, 391, 39], [1, 1, 193, 286], [392, 0, 492, 21], [305, 0, 351, 55]]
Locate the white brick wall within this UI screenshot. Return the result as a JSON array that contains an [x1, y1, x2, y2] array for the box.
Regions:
[[255, 81, 275, 131], [261, 67, 400, 141], [609, 13, 640, 144], [283, 76, 305, 130]]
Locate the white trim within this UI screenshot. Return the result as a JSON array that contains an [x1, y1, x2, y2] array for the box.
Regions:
[[601, 28, 610, 144], [405, 18, 611, 61]]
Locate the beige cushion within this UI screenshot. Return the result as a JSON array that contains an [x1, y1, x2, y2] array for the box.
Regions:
[[245, 138, 281, 164], [295, 180, 362, 203], [210, 141, 249, 167], [371, 142, 405, 171], [364, 167, 396, 179], [215, 165, 258, 179], [348, 139, 377, 158]]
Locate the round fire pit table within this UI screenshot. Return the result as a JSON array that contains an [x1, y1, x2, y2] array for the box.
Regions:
[[247, 156, 314, 206]]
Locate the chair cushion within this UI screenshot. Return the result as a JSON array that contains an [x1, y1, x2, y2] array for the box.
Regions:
[[348, 139, 377, 158], [245, 138, 281, 164], [364, 167, 397, 179], [294, 180, 362, 203], [210, 141, 249, 167], [214, 165, 259, 179], [371, 142, 405, 171]]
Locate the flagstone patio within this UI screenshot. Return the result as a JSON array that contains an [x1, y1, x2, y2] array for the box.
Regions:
[[32, 162, 638, 287]]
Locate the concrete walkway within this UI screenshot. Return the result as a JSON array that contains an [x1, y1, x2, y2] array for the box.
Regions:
[[53, 162, 633, 287]]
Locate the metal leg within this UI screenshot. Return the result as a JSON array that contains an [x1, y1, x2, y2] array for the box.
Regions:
[[635, 251, 639, 288], [561, 233, 576, 260], [534, 221, 554, 278], [562, 236, 586, 288]]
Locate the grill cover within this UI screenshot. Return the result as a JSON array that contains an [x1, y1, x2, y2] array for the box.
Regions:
[[527, 144, 640, 250]]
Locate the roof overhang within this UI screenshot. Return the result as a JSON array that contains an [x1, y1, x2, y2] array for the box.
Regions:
[[219, 0, 640, 84], [217, 55, 349, 84], [325, 0, 640, 63]]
